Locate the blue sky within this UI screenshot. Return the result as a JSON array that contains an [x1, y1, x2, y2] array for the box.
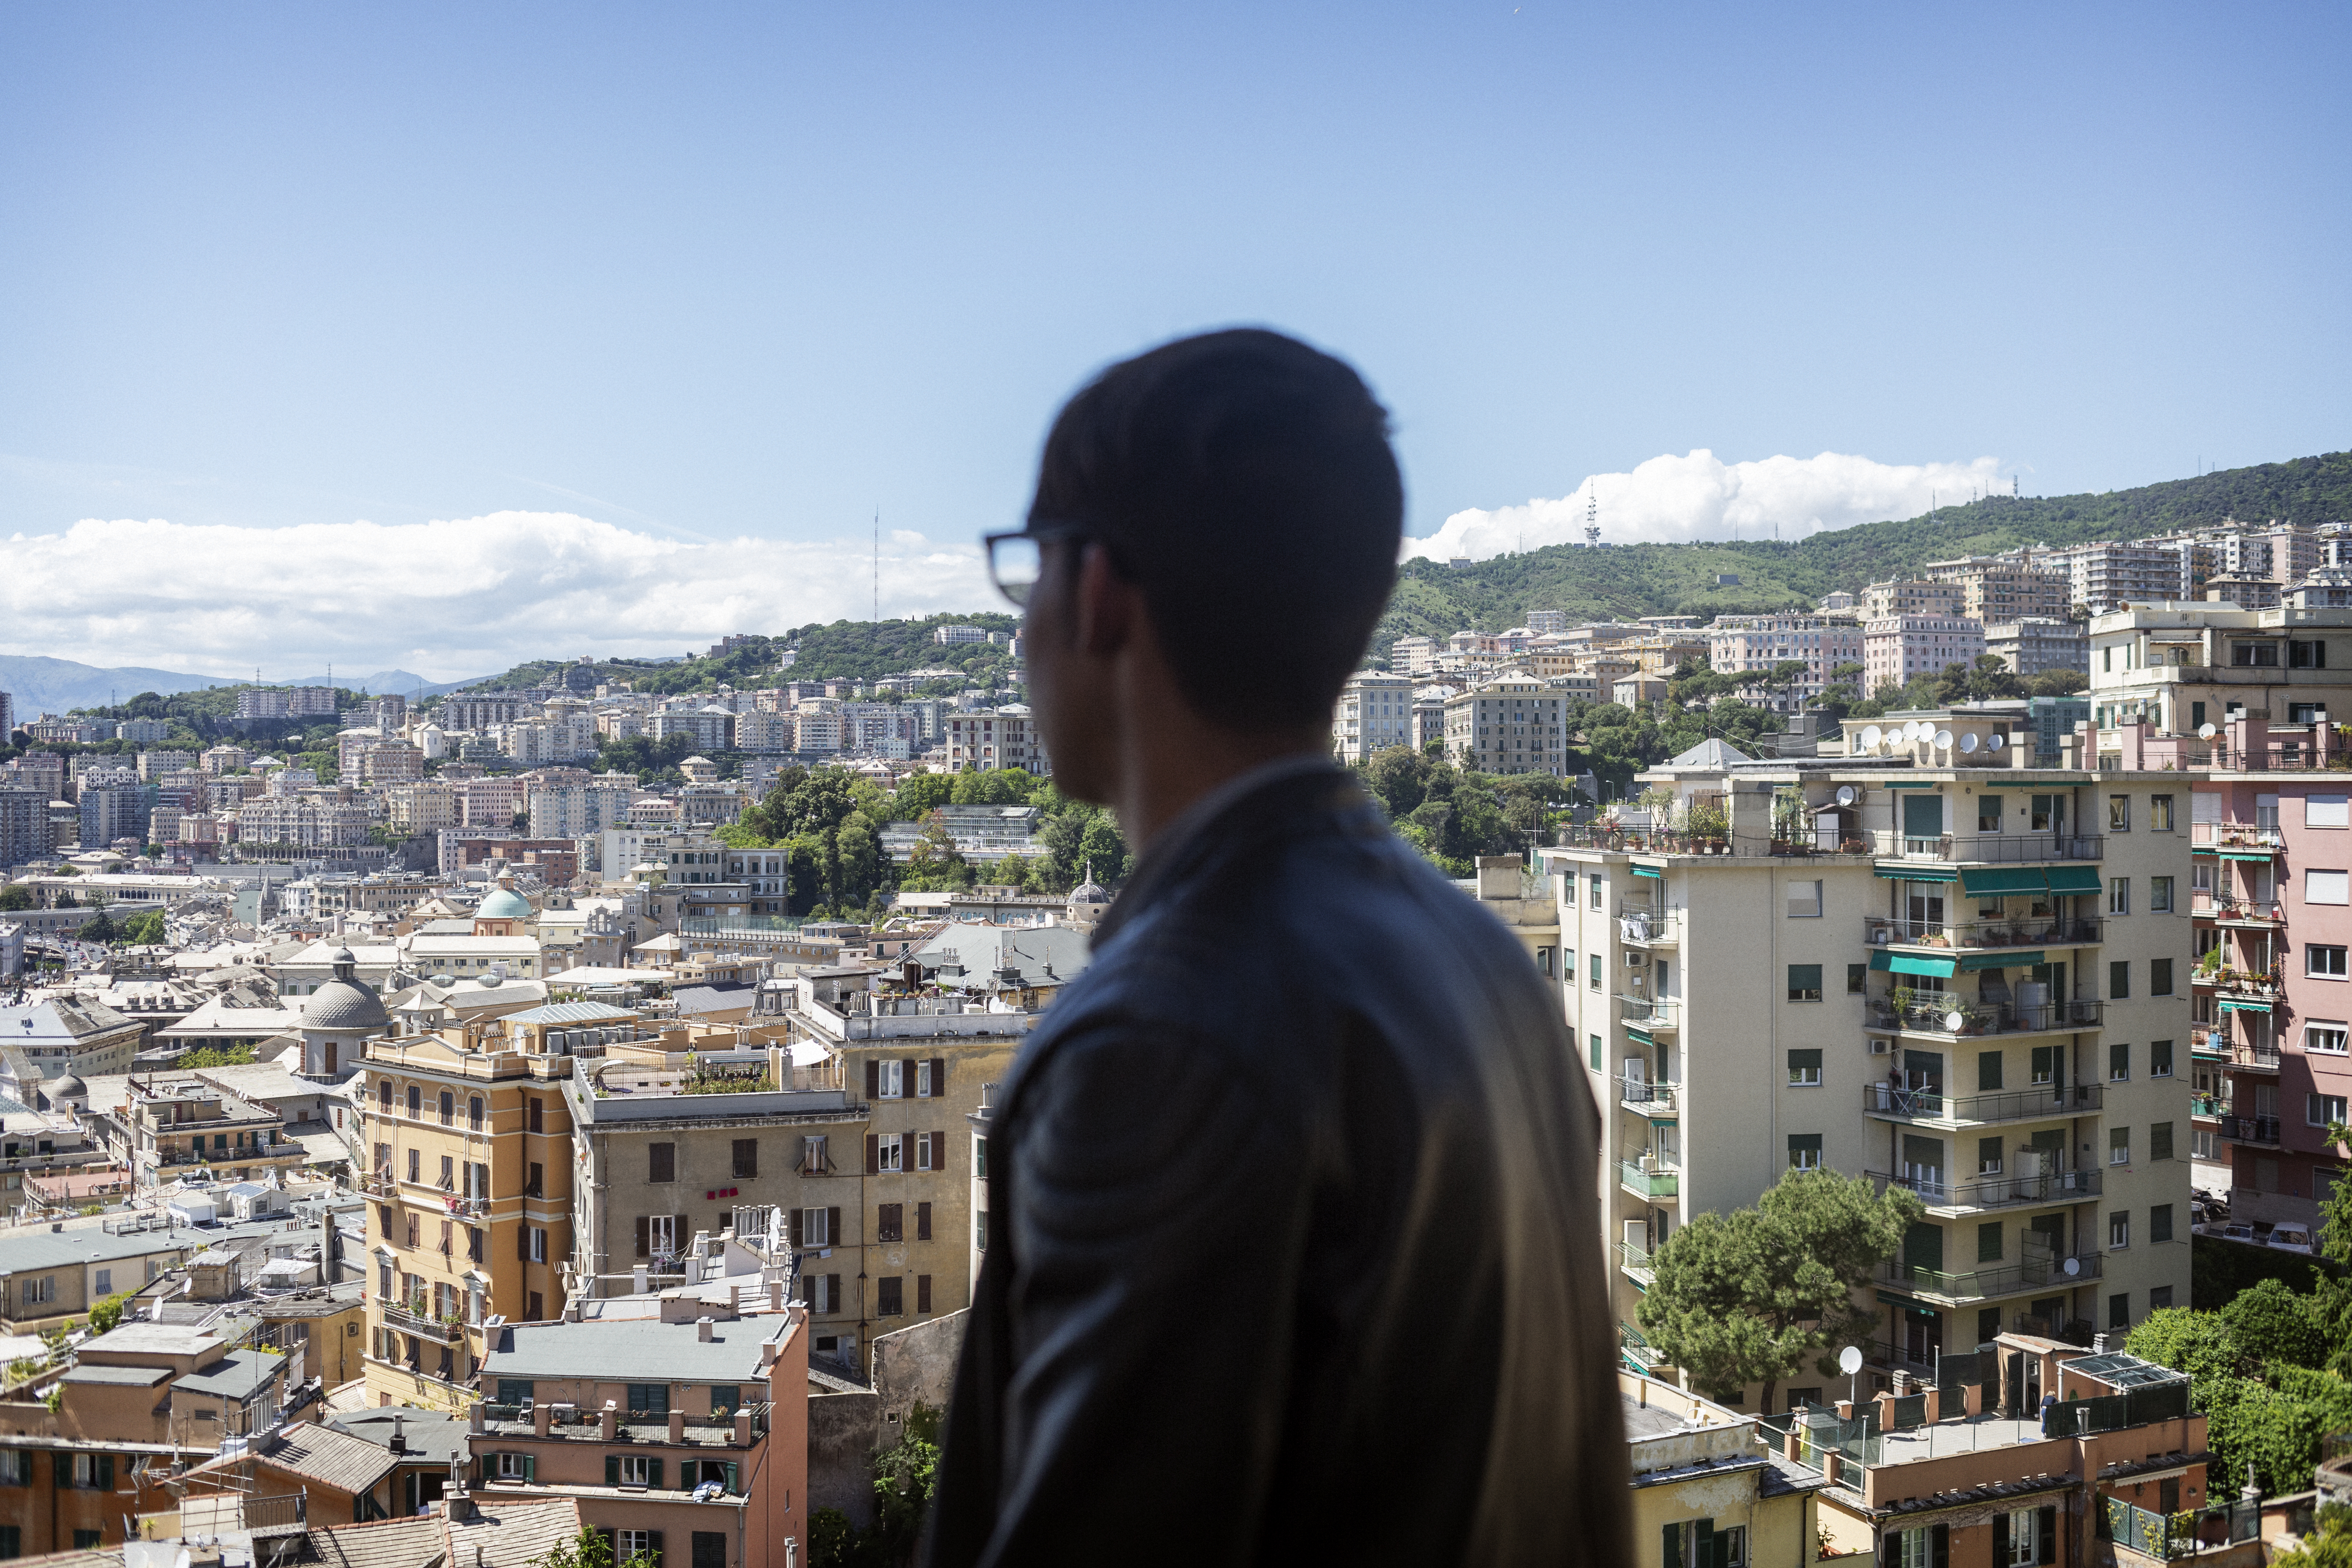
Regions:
[[2, 3, 2348, 677]]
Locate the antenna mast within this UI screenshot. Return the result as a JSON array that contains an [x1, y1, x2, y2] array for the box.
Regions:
[[1582, 483, 1600, 548]]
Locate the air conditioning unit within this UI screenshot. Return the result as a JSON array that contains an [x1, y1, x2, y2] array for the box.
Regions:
[[1870, 1038, 1891, 1056], [1624, 952, 1644, 967]]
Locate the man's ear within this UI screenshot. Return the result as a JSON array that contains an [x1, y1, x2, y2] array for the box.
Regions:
[[1074, 543, 1138, 659]]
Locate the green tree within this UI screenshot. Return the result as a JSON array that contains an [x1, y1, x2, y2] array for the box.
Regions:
[[900, 811, 974, 893], [866, 1403, 942, 1566], [119, 909, 167, 946], [950, 767, 1041, 806], [0, 884, 31, 911], [76, 911, 117, 944], [1636, 1167, 1924, 1409], [85, 1292, 131, 1336], [2028, 668, 2088, 697], [525, 1525, 652, 1568], [2271, 1501, 2352, 1568], [2221, 1277, 2328, 1373], [174, 1044, 258, 1069], [889, 771, 956, 820], [1965, 653, 2028, 701], [2125, 1307, 2243, 1385], [808, 1509, 858, 1568]]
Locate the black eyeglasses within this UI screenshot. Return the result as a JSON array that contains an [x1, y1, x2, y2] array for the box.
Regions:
[[982, 521, 1098, 608]]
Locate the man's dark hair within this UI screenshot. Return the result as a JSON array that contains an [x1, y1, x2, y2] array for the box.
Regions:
[[1029, 327, 1402, 731]]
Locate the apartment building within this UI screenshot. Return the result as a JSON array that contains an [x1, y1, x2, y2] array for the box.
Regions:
[[943, 707, 1050, 774], [0, 786, 47, 869], [1390, 635, 1439, 675], [1548, 714, 2192, 1409], [1922, 557, 2070, 624], [390, 782, 460, 835], [2037, 541, 2193, 613], [2086, 580, 2352, 736], [1442, 676, 1576, 776], [1861, 580, 1963, 619], [1986, 619, 2089, 679], [1863, 615, 1986, 695], [1706, 615, 1864, 711], [355, 1014, 580, 1412], [2187, 756, 2352, 1237], [1622, 1369, 1824, 1566], [235, 685, 341, 720], [471, 1307, 809, 1568], [1331, 670, 1417, 763]]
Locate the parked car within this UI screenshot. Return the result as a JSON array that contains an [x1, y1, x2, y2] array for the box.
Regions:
[[2216, 1222, 2258, 1244], [2268, 1225, 2315, 1254]]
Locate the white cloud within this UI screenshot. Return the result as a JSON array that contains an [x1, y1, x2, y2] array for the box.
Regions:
[[0, 511, 996, 682], [1404, 449, 2008, 561]]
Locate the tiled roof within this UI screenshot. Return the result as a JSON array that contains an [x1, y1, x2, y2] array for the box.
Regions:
[[245, 1421, 399, 1495], [301, 1515, 445, 1568], [446, 1497, 584, 1568]]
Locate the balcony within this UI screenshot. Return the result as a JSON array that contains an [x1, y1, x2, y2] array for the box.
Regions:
[[2194, 896, 2286, 929], [1619, 1159, 1680, 1199], [2232, 1045, 2283, 1073], [1615, 906, 1681, 946], [2190, 1094, 2225, 1119], [1864, 915, 2103, 952], [1864, 1081, 2101, 1128], [1619, 1321, 1665, 1373], [2191, 1025, 2229, 1059], [1872, 831, 2103, 865], [1879, 1251, 2103, 1306], [1864, 996, 2103, 1039], [1620, 1078, 1679, 1116], [2192, 822, 2283, 853], [2218, 1114, 2281, 1145], [1868, 1166, 2102, 1214], [1617, 995, 1680, 1031], [381, 1302, 468, 1342], [1617, 1241, 1655, 1286], [2192, 967, 2283, 1005]]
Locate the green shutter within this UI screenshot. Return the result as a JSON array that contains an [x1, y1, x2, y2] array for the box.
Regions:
[[1788, 964, 1823, 996], [646, 1532, 664, 1567], [98, 1454, 112, 1492], [524, 1454, 535, 1483], [1875, 864, 1958, 881], [606, 1455, 621, 1486], [723, 1462, 738, 1494], [1787, 1049, 1822, 1071], [1978, 1051, 2003, 1091], [647, 1458, 663, 1490], [1663, 1522, 1681, 1568]]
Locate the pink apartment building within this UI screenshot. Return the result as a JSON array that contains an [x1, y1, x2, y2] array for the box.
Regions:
[[2190, 742, 2352, 1233], [1864, 615, 1987, 696]]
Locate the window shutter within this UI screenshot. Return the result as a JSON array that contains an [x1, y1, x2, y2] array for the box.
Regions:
[[1993, 1512, 2009, 1564], [827, 1207, 840, 1247], [1932, 1523, 1949, 1568], [518, 1224, 529, 1261], [866, 1136, 879, 1174], [607, 1454, 621, 1486], [635, 1216, 649, 1258], [918, 1201, 932, 1241], [788, 1209, 802, 1247], [932, 1130, 947, 1175], [647, 1531, 664, 1565], [54, 1453, 69, 1486], [2036, 1507, 2057, 1564], [1662, 1522, 1681, 1568], [931, 1056, 946, 1094], [648, 1459, 663, 1490], [902, 1058, 918, 1098], [724, 1462, 738, 1494], [865, 1059, 879, 1100], [524, 1454, 535, 1483]]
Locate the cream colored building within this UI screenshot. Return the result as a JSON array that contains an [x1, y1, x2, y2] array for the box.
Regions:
[[1442, 676, 1577, 776], [1330, 670, 1416, 764], [2086, 580, 2352, 737], [1552, 710, 2192, 1410]]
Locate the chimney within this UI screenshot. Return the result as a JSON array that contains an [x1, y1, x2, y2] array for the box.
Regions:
[[668, 1408, 686, 1444], [390, 1413, 406, 1453], [599, 1400, 618, 1441], [533, 1402, 552, 1439], [697, 1317, 714, 1343]]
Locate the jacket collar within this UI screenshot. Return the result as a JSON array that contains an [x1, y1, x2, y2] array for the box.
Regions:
[[1091, 756, 1364, 949]]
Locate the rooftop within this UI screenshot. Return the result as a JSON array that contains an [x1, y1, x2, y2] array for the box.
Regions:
[[174, 1348, 286, 1401], [477, 1316, 788, 1383]]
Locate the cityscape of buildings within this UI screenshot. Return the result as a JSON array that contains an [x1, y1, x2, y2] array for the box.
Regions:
[[0, 512, 2347, 1564]]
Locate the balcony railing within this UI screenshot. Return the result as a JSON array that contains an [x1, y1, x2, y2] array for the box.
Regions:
[[1872, 832, 2103, 864], [2192, 822, 2283, 850], [1617, 1241, 1655, 1283], [1864, 996, 2103, 1038], [2190, 1026, 2228, 1058], [1864, 1080, 2101, 1126], [1865, 915, 2103, 951], [1617, 995, 1681, 1030], [2192, 967, 2283, 1000], [2195, 896, 2285, 925], [1869, 1165, 2101, 1211], [2218, 1114, 2281, 1145], [2233, 1045, 2283, 1071], [1880, 1251, 2103, 1305], [1620, 1078, 1679, 1114], [1619, 1321, 1665, 1372], [2190, 1094, 2225, 1118], [1619, 1159, 1680, 1198], [1615, 908, 1681, 945], [2101, 1497, 2262, 1559], [381, 1302, 468, 1342]]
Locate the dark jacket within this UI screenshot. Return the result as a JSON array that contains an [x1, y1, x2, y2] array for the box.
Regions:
[[926, 764, 1631, 1566]]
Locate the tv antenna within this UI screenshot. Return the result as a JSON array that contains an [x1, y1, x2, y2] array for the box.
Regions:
[[1582, 484, 1600, 548]]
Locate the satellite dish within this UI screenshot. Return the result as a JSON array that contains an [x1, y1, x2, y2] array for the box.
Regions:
[[2198, 723, 2218, 739], [1987, 733, 2005, 751], [1934, 730, 1954, 750], [1944, 1010, 1967, 1031], [1838, 1346, 1863, 1376], [1835, 785, 1858, 806], [1859, 726, 1882, 749], [1907, 720, 1928, 742], [1959, 733, 1981, 753], [2062, 1256, 2081, 1277]]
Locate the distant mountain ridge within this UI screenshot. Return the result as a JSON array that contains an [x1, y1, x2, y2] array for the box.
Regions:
[[0, 657, 477, 718]]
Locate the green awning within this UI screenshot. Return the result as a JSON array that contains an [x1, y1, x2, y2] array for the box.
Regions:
[[1631, 864, 1663, 879], [2218, 998, 2272, 1013], [2043, 866, 2105, 895], [1960, 867, 2048, 896], [1885, 781, 1940, 789], [1875, 864, 1959, 882], [1871, 951, 1958, 977], [2222, 851, 2277, 862], [1626, 1027, 1654, 1046], [1877, 1290, 1939, 1314], [1961, 950, 2044, 971]]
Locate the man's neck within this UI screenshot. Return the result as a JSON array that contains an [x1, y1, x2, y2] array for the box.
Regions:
[[1113, 726, 1329, 855]]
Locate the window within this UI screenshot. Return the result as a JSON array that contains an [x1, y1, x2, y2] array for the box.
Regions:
[[877, 1204, 903, 1243], [2150, 795, 2174, 831], [2107, 1040, 2129, 1080], [439, 1090, 454, 1125], [2109, 1292, 2130, 1330], [1787, 1134, 1822, 1170], [1589, 873, 1603, 911], [2308, 1021, 2350, 1054], [2003, 1509, 2039, 1566], [2308, 870, 2350, 906], [648, 1143, 675, 1183], [617, 1454, 658, 1486], [877, 1276, 904, 1316], [2151, 1039, 2174, 1077], [1787, 1049, 1822, 1086], [469, 1095, 485, 1131], [1536, 946, 1554, 978], [407, 1148, 420, 1183], [2232, 641, 2279, 667], [2311, 1094, 2349, 1127], [1589, 952, 1601, 991], [915, 1060, 934, 1098], [2110, 1127, 2131, 1165], [526, 1161, 543, 1198], [1589, 1034, 1602, 1071], [407, 1085, 421, 1117], [1848, 962, 1867, 995], [871, 1134, 903, 1173], [918, 1275, 933, 1313], [492, 1452, 534, 1480], [797, 1207, 832, 1246], [1562, 948, 1575, 987], [405, 1214, 419, 1248], [917, 1202, 932, 1241], [1978, 1221, 2003, 1262], [2152, 1121, 2174, 1162], [732, 1139, 757, 1179], [2311, 945, 2348, 978], [2151, 876, 2173, 913], [0, 1450, 27, 1484], [2310, 794, 2350, 829], [2109, 1211, 2130, 1249], [1786, 880, 1822, 918], [1893, 1525, 1945, 1568], [877, 1060, 903, 1098], [1787, 964, 1822, 1002], [2290, 639, 2328, 668], [2109, 878, 2130, 915], [2110, 961, 2130, 1000], [2151, 958, 2174, 996], [801, 1135, 830, 1173], [529, 1097, 544, 1133], [2193, 1129, 2216, 1160], [2152, 1203, 2175, 1244], [530, 1227, 548, 1263], [441, 1155, 457, 1189], [1978, 796, 2003, 833], [2108, 795, 2130, 831]]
